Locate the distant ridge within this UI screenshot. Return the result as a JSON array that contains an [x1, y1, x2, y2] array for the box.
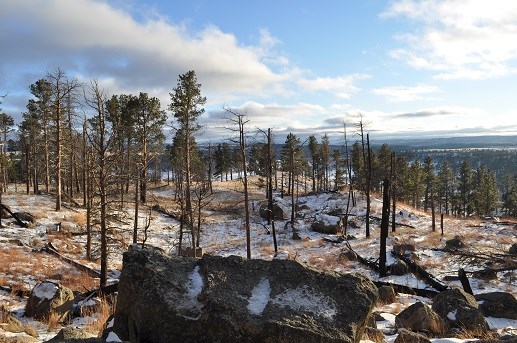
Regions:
[[375, 135, 517, 150]]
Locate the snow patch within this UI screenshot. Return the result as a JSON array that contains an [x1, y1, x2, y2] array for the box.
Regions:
[[272, 286, 337, 319], [187, 266, 203, 299], [447, 309, 457, 321], [315, 213, 340, 226], [247, 278, 271, 316], [33, 282, 58, 301], [106, 318, 115, 328], [106, 331, 122, 342]]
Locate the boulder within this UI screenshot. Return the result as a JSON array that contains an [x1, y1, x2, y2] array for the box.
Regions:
[[395, 302, 444, 335], [25, 281, 74, 321], [44, 327, 98, 342], [13, 212, 36, 224], [377, 285, 397, 305], [390, 260, 409, 276], [445, 236, 464, 249], [392, 243, 415, 256], [311, 214, 341, 234], [432, 288, 489, 333], [394, 329, 431, 343], [259, 203, 285, 220], [509, 243, 517, 255], [475, 292, 517, 319], [112, 247, 378, 343]]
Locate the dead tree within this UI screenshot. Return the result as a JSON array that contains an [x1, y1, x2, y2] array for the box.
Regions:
[[379, 178, 391, 277], [222, 107, 252, 259]]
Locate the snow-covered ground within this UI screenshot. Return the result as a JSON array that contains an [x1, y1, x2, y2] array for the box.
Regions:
[[0, 179, 515, 342]]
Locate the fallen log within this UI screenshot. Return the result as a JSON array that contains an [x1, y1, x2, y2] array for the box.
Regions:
[[344, 241, 379, 272], [373, 280, 439, 298], [391, 251, 449, 292], [1, 204, 28, 228], [152, 204, 181, 222], [45, 242, 101, 278], [83, 282, 118, 298]]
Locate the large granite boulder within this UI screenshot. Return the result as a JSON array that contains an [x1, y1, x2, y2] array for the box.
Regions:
[[259, 203, 285, 220], [395, 302, 444, 335], [25, 281, 74, 321], [111, 246, 378, 343], [311, 214, 341, 234], [475, 292, 517, 319], [432, 288, 489, 333]]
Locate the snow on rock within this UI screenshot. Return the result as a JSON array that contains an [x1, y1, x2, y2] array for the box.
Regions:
[[187, 266, 203, 299], [106, 331, 123, 342], [447, 309, 457, 321], [272, 286, 337, 319], [315, 214, 340, 227], [247, 278, 271, 316], [33, 282, 58, 302]]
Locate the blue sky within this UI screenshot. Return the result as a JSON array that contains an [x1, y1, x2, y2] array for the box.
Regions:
[[1, 0, 517, 143]]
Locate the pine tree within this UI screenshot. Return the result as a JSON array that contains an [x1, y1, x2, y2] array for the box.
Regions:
[[169, 70, 206, 251]]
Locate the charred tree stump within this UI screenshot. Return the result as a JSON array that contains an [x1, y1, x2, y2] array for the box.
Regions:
[[458, 268, 473, 295]]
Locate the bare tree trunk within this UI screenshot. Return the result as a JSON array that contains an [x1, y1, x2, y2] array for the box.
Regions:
[[267, 128, 278, 253], [133, 177, 139, 244], [379, 178, 391, 277]]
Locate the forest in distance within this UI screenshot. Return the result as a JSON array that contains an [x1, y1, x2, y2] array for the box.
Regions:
[[1, 68, 517, 231]]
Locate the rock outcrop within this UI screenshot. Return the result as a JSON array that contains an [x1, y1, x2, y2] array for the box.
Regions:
[[432, 288, 489, 333], [395, 302, 444, 335], [311, 214, 341, 234], [111, 246, 378, 343], [475, 292, 517, 319], [25, 281, 74, 321]]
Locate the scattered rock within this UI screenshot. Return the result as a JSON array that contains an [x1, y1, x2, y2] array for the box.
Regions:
[[390, 260, 409, 276], [259, 202, 285, 220], [392, 243, 415, 255], [394, 328, 431, 343], [25, 281, 74, 321], [432, 288, 489, 333], [311, 213, 341, 234], [112, 247, 378, 343], [395, 302, 444, 335], [13, 212, 36, 224], [475, 292, 517, 319], [44, 327, 97, 342], [445, 236, 464, 249], [377, 285, 397, 305]]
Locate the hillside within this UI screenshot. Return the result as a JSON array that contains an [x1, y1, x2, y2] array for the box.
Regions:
[[0, 178, 516, 342]]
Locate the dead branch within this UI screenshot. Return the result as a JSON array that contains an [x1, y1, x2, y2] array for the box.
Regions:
[[392, 251, 449, 291], [44, 242, 101, 278]]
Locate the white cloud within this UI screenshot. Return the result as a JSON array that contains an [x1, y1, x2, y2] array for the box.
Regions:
[[382, 0, 517, 79], [0, 0, 285, 102], [297, 74, 370, 99], [372, 84, 440, 102]]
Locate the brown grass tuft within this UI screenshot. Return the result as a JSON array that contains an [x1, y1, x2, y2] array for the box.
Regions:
[[85, 296, 116, 335], [68, 212, 87, 226]]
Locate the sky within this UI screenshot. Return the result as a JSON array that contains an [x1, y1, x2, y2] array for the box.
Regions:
[[1, 0, 517, 143]]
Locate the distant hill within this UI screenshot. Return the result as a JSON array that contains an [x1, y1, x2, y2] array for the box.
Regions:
[[376, 135, 517, 150]]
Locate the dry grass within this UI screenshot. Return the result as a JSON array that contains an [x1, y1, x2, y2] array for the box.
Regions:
[[42, 312, 63, 331], [454, 327, 498, 340], [85, 296, 116, 335], [308, 253, 340, 270], [67, 212, 86, 226]]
